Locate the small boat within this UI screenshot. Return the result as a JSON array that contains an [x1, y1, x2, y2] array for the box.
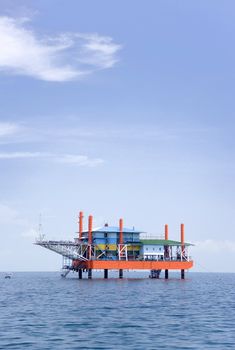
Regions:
[[4, 274, 12, 279]]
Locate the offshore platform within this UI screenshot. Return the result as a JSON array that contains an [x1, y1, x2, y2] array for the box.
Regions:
[[35, 212, 193, 279]]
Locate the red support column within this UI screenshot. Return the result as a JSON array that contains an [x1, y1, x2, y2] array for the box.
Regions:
[[164, 224, 169, 279], [119, 218, 124, 277], [181, 223, 185, 255], [165, 224, 168, 240], [79, 211, 83, 240], [181, 223, 185, 279], [88, 215, 93, 260], [119, 218, 123, 245]]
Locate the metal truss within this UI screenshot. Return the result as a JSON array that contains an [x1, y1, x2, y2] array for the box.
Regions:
[[35, 240, 88, 261], [118, 244, 128, 260]]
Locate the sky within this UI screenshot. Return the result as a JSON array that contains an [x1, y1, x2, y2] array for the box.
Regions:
[[0, 0, 235, 272]]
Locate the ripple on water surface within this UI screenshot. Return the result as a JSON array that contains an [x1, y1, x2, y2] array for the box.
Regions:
[[0, 272, 235, 349]]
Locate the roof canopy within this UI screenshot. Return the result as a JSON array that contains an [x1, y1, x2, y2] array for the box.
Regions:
[[140, 239, 193, 246], [83, 226, 142, 234]]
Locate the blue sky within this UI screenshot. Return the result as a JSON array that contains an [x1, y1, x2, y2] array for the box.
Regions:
[[0, 0, 235, 272]]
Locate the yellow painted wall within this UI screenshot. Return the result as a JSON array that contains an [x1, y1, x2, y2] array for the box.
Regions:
[[95, 244, 141, 251]]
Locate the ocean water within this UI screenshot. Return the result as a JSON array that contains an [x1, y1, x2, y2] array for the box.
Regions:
[[0, 271, 235, 349]]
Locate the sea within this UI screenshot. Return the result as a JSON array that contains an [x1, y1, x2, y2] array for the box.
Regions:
[[0, 271, 235, 349]]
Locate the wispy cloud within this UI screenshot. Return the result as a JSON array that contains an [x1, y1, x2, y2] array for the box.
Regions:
[[0, 151, 43, 159], [0, 16, 121, 82], [55, 154, 104, 167], [0, 151, 104, 167], [194, 239, 235, 253], [0, 122, 21, 137]]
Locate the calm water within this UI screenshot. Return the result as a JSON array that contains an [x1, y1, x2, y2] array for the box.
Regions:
[[0, 271, 235, 349]]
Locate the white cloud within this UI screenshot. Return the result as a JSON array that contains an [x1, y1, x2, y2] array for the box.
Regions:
[[194, 239, 235, 253], [55, 154, 104, 167], [0, 151, 104, 166], [77, 33, 121, 69], [0, 151, 43, 159], [0, 122, 21, 137], [0, 16, 121, 81]]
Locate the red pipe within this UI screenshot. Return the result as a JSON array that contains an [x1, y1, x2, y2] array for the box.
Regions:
[[165, 224, 169, 241], [164, 224, 169, 260], [88, 215, 93, 260], [119, 218, 123, 245], [181, 223, 185, 253], [88, 215, 93, 245], [79, 211, 83, 240]]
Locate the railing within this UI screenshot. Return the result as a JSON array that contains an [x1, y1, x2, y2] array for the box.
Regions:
[[36, 239, 193, 263], [35, 239, 79, 246], [133, 255, 193, 262], [93, 255, 193, 262], [139, 234, 165, 240]]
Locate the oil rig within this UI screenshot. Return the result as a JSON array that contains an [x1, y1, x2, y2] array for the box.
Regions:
[[35, 212, 193, 279]]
